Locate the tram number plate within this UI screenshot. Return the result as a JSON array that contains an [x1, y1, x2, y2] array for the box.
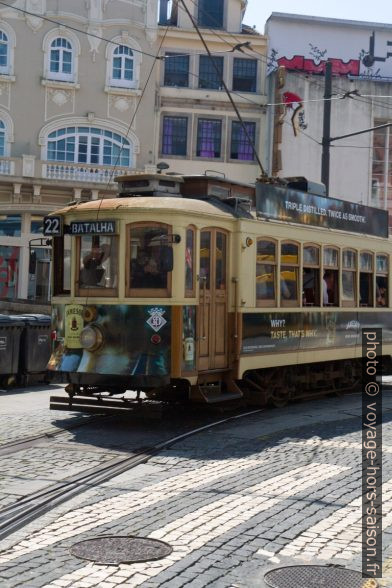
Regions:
[[43, 216, 63, 236]]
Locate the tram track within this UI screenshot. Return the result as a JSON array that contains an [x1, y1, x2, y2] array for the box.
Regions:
[[0, 414, 111, 458], [0, 409, 263, 542]]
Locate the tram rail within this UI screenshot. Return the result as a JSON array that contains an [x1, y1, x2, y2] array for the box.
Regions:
[[0, 409, 262, 542]]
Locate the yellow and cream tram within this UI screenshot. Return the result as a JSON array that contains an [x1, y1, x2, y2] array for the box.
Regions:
[[45, 173, 392, 410]]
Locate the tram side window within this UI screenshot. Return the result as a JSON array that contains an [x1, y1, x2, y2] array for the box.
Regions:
[[185, 226, 195, 297], [78, 235, 118, 291], [302, 245, 320, 306], [360, 252, 374, 307], [129, 224, 172, 293], [376, 254, 388, 307], [323, 247, 339, 306], [342, 249, 357, 307], [280, 241, 299, 306], [256, 239, 276, 306]]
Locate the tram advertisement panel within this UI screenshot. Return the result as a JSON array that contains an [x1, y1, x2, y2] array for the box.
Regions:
[[241, 312, 392, 354], [256, 183, 388, 238], [48, 304, 171, 376]]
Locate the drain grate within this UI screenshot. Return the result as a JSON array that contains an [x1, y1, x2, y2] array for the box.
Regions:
[[70, 536, 172, 565], [264, 565, 378, 588]]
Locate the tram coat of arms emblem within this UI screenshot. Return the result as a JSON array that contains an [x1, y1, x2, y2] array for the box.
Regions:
[[146, 308, 167, 332]]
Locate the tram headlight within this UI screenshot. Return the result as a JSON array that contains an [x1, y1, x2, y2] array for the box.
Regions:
[[80, 325, 103, 352]]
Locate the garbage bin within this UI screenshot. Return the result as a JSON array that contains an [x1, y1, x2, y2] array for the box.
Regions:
[[15, 314, 51, 383], [0, 314, 25, 386]]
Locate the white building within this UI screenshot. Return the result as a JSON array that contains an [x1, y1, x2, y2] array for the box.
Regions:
[[265, 13, 392, 219]]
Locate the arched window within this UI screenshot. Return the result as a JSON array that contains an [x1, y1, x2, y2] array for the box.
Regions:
[[0, 120, 5, 156], [0, 30, 8, 72], [112, 45, 134, 85], [49, 38, 73, 80], [106, 37, 141, 89], [47, 126, 131, 167]]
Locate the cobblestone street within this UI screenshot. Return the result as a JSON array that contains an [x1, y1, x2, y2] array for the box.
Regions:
[[0, 386, 391, 587]]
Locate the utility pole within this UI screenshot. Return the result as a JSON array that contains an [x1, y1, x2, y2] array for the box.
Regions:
[[321, 60, 332, 195]]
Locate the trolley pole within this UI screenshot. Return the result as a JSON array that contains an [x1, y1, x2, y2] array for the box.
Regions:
[[321, 60, 332, 196]]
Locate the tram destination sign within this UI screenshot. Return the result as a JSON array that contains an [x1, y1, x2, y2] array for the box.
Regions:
[[69, 220, 117, 235], [256, 183, 388, 238]]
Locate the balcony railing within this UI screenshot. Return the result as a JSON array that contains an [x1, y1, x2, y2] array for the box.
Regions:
[[42, 162, 131, 183], [0, 158, 15, 175]]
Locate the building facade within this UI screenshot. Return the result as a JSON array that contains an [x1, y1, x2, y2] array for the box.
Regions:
[[157, 0, 267, 183], [0, 0, 159, 307], [266, 13, 392, 218], [0, 0, 267, 310]]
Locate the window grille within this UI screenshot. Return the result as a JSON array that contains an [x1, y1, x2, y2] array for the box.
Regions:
[[196, 119, 221, 158], [230, 121, 255, 161], [164, 53, 189, 87], [162, 116, 188, 156], [198, 55, 223, 89], [233, 58, 257, 92]]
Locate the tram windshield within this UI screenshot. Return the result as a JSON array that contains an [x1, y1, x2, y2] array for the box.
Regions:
[[129, 224, 173, 291], [78, 235, 118, 289]]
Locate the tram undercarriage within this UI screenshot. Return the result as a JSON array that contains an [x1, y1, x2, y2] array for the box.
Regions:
[[49, 356, 378, 414]]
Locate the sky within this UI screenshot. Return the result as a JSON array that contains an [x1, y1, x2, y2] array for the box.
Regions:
[[243, 1, 392, 33]]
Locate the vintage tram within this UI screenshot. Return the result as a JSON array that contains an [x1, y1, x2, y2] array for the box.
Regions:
[[45, 172, 392, 411]]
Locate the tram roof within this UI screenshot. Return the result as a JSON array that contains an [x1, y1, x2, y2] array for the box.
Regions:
[[55, 196, 239, 219]]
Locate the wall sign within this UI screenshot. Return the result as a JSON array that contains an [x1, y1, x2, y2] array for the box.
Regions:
[[256, 183, 389, 238]]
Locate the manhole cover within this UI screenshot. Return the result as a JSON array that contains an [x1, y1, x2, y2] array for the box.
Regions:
[[70, 536, 172, 565], [264, 566, 378, 588]]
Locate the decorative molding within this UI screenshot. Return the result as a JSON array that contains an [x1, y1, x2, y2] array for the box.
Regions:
[[104, 85, 141, 97], [87, 24, 103, 61], [109, 95, 132, 112], [25, 0, 46, 32], [22, 154, 35, 178], [41, 79, 80, 90], [48, 89, 72, 107]]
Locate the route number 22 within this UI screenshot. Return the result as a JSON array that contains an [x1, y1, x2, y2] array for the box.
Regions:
[[43, 216, 63, 236]]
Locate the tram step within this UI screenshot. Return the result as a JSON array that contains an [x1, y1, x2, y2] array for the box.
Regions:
[[198, 385, 243, 404], [49, 395, 162, 417]]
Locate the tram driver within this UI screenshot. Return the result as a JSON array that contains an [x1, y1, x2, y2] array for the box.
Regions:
[[80, 242, 110, 287]]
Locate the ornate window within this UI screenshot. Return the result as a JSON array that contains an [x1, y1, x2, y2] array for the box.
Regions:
[[0, 30, 8, 73], [43, 29, 79, 83], [49, 38, 73, 81], [112, 45, 134, 86], [0, 120, 5, 156], [107, 38, 141, 89], [47, 126, 132, 167]]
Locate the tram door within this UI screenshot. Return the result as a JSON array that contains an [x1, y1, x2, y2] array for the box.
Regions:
[[198, 229, 228, 371]]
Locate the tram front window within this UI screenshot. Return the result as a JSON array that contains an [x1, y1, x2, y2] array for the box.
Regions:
[[79, 236, 118, 289], [129, 225, 172, 291]]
